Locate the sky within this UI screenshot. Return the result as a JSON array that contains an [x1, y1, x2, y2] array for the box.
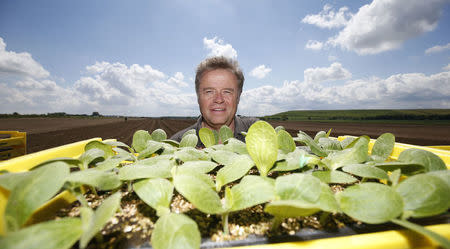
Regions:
[[0, 0, 449, 117]]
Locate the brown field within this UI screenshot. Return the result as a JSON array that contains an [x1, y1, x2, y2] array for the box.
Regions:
[[1, 117, 449, 154]]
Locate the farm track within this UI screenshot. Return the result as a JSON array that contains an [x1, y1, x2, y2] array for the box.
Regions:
[[0, 118, 449, 154]]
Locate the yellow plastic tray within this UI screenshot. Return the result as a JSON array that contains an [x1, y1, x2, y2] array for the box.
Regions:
[[337, 136, 450, 169], [0, 137, 101, 235], [0, 131, 27, 161], [0, 137, 449, 249]]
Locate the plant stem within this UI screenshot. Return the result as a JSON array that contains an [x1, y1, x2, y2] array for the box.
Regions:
[[391, 219, 450, 249], [222, 213, 229, 235], [270, 216, 283, 231], [127, 181, 132, 192]]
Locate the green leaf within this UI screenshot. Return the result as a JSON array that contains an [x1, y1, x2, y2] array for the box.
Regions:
[[228, 175, 275, 212], [66, 168, 121, 190], [246, 121, 278, 176], [294, 131, 327, 157], [152, 129, 167, 142], [216, 155, 255, 191], [104, 140, 131, 150], [80, 192, 121, 248], [95, 157, 126, 171], [0, 171, 32, 190], [336, 182, 403, 224], [182, 129, 197, 138], [85, 140, 115, 159], [0, 217, 82, 249], [277, 129, 296, 153], [370, 133, 395, 162], [395, 174, 450, 218], [174, 147, 210, 162], [427, 170, 450, 188], [342, 164, 389, 180], [223, 138, 248, 154], [160, 142, 176, 155], [151, 213, 201, 249], [199, 127, 216, 147], [374, 161, 425, 175], [79, 148, 105, 170], [316, 182, 340, 213], [132, 130, 152, 153], [179, 134, 198, 148], [134, 178, 174, 217], [271, 148, 316, 172], [137, 140, 164, 159], [314, 130, 327, 143], [219, 125, 234, 143], [275, 173, 321, 203], [318, 137, 342, 153], [322, 136, 369, 170], [391, 219, 450, 249], [5, 161, 70, 232], [211, 150, 239, 165], [138, 155, 173, 166], [119, 160, 174, 180], [340, 137, 356, 149], [274, 126, 285, 132], [179, 161, 219, 174], [389, 169, 401, 187], [398, 148, 446, 172], [172, 171, 224, 214], [312, 170, 358, 184], [265, 200, 320, 218], [162, 139, 180, 147]]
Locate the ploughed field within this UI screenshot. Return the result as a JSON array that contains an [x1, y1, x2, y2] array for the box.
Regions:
[[1, 117, 449, 154]]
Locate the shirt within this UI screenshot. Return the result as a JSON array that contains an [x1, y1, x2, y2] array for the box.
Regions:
[[169, 115, 259, 147]]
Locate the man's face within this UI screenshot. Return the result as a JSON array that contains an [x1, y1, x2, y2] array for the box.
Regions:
[[197, 69, 240, 131]]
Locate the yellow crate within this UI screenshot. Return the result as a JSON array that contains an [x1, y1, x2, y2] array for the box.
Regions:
[[337, 136, 450, 169], [0, 131, 26, 161], [0, 137, 101, 235], [0, 137, 449, 249]]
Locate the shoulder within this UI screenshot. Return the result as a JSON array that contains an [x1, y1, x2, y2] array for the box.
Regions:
[[169, 116, 202, 142], [236, 115, 259, 128]]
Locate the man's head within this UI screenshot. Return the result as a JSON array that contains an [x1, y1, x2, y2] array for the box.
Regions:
[[195, 56, 244, 131]]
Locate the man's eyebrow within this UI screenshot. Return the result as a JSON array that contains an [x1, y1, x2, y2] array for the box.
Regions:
[[201, 87, 235, 91]]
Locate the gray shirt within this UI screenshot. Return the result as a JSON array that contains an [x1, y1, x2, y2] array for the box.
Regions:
[[170, 115, 259, 147]]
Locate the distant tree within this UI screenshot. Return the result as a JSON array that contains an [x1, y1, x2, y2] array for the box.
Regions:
[[13, 112, 19, 116], [92, 111, 100, 117]]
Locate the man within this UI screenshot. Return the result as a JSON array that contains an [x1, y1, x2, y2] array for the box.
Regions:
[[170, 56, 258, 147]]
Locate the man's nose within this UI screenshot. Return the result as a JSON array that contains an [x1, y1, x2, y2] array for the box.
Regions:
[[213, 92, 224, 103]]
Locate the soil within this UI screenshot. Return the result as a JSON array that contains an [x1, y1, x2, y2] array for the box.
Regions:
[[0, 117, 449, 154]]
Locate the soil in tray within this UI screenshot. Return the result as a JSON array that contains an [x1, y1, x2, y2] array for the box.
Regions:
[[54, 184, 449, 249]]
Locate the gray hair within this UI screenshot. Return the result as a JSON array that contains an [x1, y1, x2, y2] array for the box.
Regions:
[[195, 56, 244, 94]]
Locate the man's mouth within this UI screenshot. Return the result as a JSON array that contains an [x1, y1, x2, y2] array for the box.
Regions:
[[211, 108, 225, 112]]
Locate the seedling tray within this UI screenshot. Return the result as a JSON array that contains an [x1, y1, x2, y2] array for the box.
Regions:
[[0, 137, 449, 248]]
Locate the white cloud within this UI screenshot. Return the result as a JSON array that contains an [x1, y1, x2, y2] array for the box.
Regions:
[[327, 0, 448, 55], [238, 70, 450, 116], [249, 65, 272, 79], [302, 4, 352, 29], [0, 37, 199, 116], [425, 43, 450, 54], [305, 40, 324, 51], [304, 62, 352, 84], [0, 37, 49, 78], [444, 64, 450, 71], [203, 37, 238, 59]]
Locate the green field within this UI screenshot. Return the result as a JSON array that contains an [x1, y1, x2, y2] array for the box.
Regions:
[[262, 109, 450, 123]]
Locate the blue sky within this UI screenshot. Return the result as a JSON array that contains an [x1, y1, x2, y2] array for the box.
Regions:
[[1, 0, 449, 117]]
